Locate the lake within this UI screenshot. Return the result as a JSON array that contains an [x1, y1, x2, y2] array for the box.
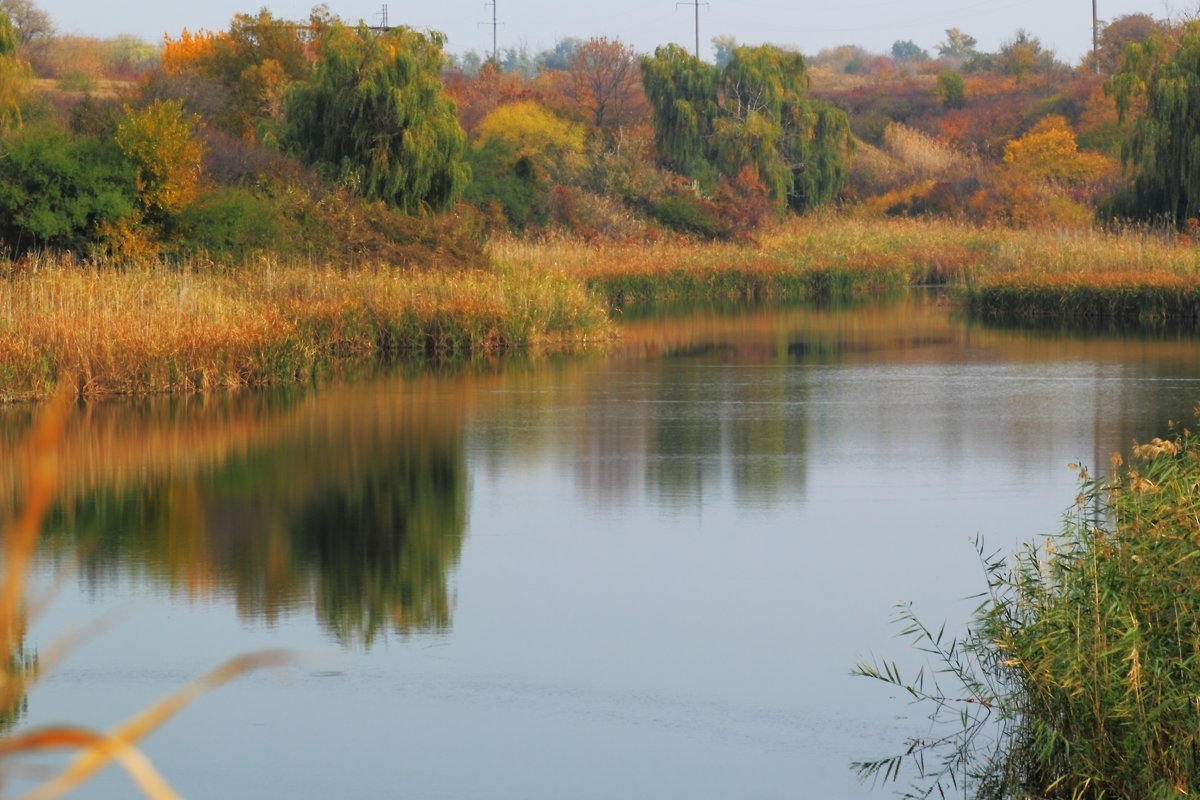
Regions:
[[3, 292, 1200, 799]]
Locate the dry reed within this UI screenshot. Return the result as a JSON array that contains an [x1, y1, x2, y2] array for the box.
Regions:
[[0, 260, 611, 401]]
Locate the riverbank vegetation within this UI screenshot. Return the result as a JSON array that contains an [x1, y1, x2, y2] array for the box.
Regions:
[[0, 258, 608, 400], [856, 420, 1200, 799], [0, 3, 1198, 400]]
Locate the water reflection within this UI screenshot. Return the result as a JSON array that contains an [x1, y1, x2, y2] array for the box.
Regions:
[[4, 296, 1200, 799], [3, 295, 1199, 648], [13, 380, 468, 647]]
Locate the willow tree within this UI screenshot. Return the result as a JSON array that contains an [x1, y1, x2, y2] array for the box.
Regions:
[[640, 44, 720, 180], [1109, 22, 1200, 225], [284, 23, 469, 214], [641, 42, 851, 212]]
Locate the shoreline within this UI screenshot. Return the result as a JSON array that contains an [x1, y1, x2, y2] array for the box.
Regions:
[[2, 216, 1198, 401]]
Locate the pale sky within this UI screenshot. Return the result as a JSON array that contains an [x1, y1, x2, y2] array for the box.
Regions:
[[35, 0, 1181, 65]]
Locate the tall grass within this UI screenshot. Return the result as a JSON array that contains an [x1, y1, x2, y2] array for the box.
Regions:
[[6, 216, 1200, 401], [857, 421, 1200, 799], [0, 259, 610, 400]]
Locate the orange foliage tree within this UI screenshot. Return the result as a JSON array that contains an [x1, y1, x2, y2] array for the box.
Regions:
[[160, 28, 220, 76], [561, 37, 649, 140]]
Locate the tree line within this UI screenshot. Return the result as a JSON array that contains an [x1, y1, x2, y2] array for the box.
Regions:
[[0, 3, 1197, 261]]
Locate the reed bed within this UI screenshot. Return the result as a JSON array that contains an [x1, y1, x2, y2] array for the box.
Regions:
[[968, 269, 1200, 324], [490, 215, 994, 305], [6, 216, 1200, 400], [858, 421, 1200, 799], [0, 261, 610, 400]]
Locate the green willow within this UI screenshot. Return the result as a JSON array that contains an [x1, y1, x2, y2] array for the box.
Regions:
[[640, 43, 852, 211], [1110, 21, 1200, 225], [284, 23, 470, 214]]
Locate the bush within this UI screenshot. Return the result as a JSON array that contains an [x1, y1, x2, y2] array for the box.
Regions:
[[651, 187, 735, 239], [463, 137, 548, 232], [0, 127, 137, 254], [174, 187, 294, 260]]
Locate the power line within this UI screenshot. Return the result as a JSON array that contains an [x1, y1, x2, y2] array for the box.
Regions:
[[676, 0, 709, 59]]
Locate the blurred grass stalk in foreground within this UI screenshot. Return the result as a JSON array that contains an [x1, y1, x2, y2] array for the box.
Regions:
[[0, 385, 293, 799]]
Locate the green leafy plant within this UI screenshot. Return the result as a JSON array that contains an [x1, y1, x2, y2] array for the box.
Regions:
[[857, 419, 1200, 799]]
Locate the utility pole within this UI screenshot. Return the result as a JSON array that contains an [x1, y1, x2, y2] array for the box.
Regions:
[[676, 0, 709, 60], [481, 0, 500, 63], [1092, 0, 1100, 74], [379, 4, 388, 29]]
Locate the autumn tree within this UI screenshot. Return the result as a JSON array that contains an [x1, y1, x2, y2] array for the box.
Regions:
[[997, 29, 1061, 84], [936, 28, 977, 60], [474, 100, 586, 180], [0, 0, 50, 46], [1095, 13, 1166, 75], [160, 28, 219, 76], [115, 99, 205, 224], [1109, 21, 1200, 224], [284, 23, 468, 214], [562, 37, 648, 140], [157, 10, 314, 139], [1002, 115, 1112, 184], [443, 60, 535, 135]]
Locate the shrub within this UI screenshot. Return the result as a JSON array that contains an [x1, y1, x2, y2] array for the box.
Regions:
[[652, 187, 734, 239], [0, 127, 137, 254], [463, 137, 549, 232], [174, 187, 294, 260]]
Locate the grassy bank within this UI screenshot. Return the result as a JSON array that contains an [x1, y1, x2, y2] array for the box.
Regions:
[[491, 215, 992, 306], [857, 424, 1200, 799], [0, 259, 609, 401], [4, 216, 1200, 400]]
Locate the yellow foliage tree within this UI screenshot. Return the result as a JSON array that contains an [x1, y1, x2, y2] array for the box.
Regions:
[[1003, 115, 1113, 184], [114, 99, 205, 223], [474, 100, 586, 180]]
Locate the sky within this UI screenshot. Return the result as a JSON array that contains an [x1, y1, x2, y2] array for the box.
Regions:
[[34, 0, 1184, 65]]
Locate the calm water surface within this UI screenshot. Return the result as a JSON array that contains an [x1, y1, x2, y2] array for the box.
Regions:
[[3, 295, 1200, 798]]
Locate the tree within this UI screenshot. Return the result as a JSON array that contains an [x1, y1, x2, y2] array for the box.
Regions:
[[284, 23, 469, 214], [998, 29, 1060, 84], [711, 34, 737, 68], [1095, 13, 1166, 74], [935, 70, 966, 109], [641, 42, 852, 211], [159, 10, 314, 139], [114, 99, 205, 223], [0, 0, 51, 45], [891, 40, 928, 63], [0, 128, 137, 253], [1109, 21, 1200, 224], [562, 37, 648, 139], [936, 28, 977, 60], [1002, 115, 1111, 184], [474, 100, 586, 180], [640, 44, 721, 179]]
